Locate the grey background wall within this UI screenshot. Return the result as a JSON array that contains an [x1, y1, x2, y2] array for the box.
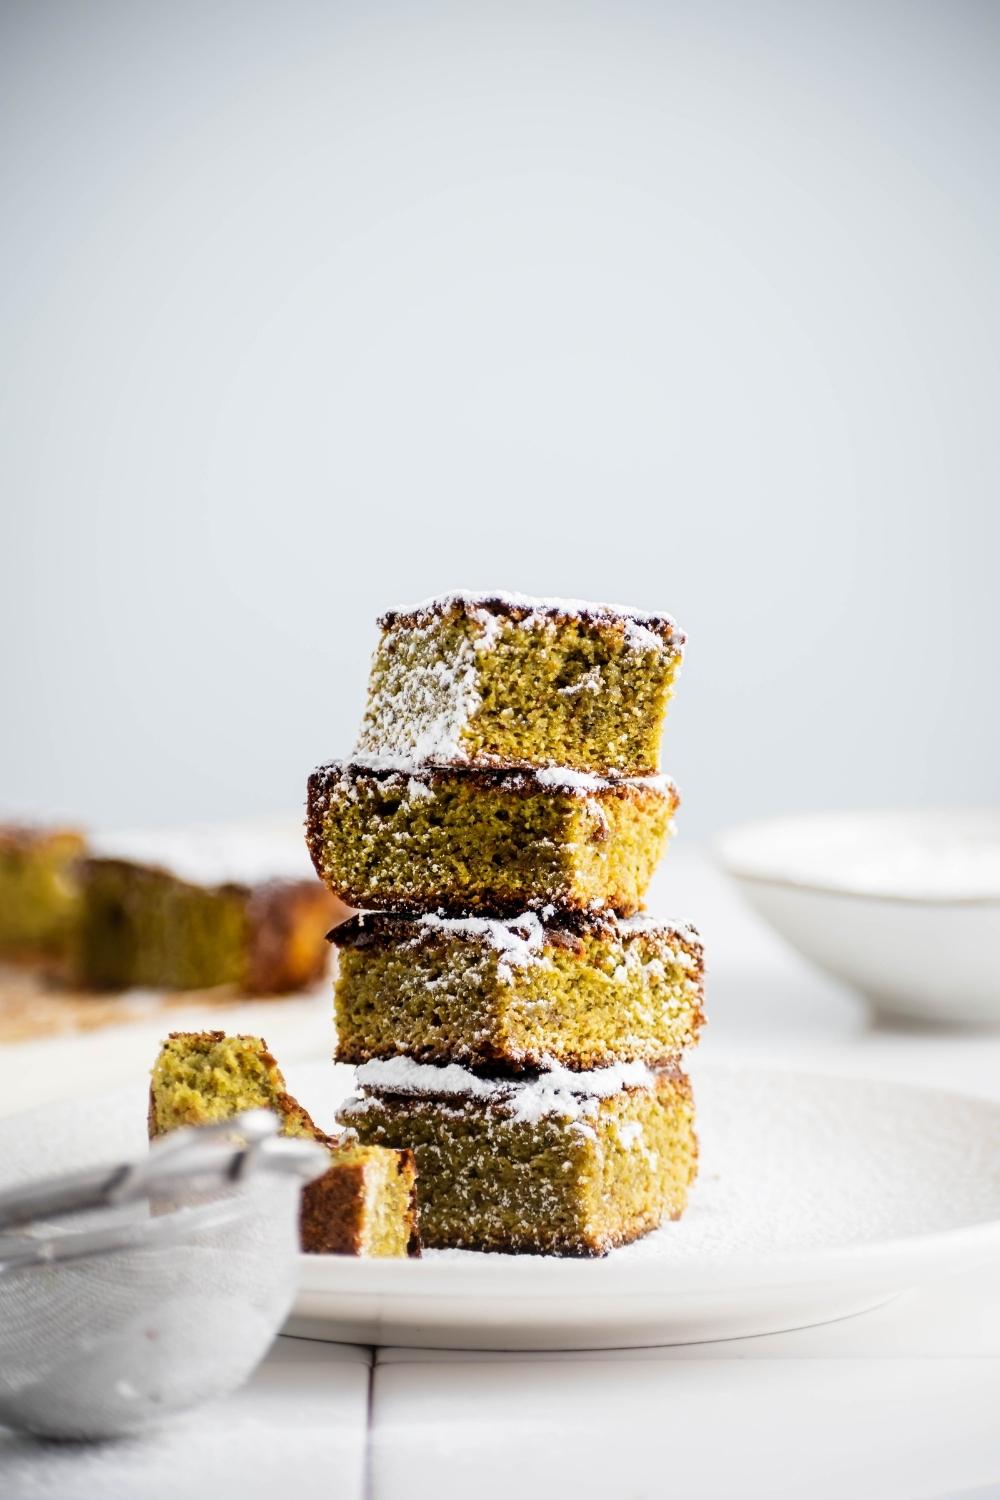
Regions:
[[3, 0, 998, 838]]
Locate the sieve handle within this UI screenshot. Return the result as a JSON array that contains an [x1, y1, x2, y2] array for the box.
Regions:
[[0, 1112, 328, 1232]]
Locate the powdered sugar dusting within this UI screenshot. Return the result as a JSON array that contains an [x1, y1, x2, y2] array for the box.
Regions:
[[533, 767, 677, 797], [346, 1056, 659, 1124], [422, 1064, 1000, 1264], [327, 759, 677, 800], [417, 911, 548, 973], [355, 618, 483, 766]]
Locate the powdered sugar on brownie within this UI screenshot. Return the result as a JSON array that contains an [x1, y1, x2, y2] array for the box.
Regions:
[[380, 589, 684, 647], [355, 616, 483, 766], [354, 589, 685, 772], [417, 910, 548, 972], [323, 760, 677, 800], [533, 766, 676, 797], [345, 1055, 661, 1124]]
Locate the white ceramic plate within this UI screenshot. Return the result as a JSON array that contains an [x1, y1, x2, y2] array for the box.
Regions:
[[4, 1061, 999, 1351], [717, 810, 1000, 1025]]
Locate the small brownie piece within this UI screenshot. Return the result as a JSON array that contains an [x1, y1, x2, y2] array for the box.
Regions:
[[333, 910, 704, 1072], [355, 590, 685, 777], [74, 828, 347, 994], [0, 824, 85, 964], [307, 761, 678, 917], [339, 1057, 697, 1256], [149, 1031, 420, 1257]]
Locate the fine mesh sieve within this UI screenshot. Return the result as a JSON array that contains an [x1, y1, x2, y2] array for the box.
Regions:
[[0, 1111, 328, 1440]]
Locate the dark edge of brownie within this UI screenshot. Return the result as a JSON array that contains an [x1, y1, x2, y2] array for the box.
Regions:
[[329, 909, 703, 956], [307, 760, 680, 804], [300, 1148, 421, 1257], [377, 592, 685, 649]]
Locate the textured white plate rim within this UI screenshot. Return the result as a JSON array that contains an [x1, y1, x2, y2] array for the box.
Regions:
[[296, 1217, 1000, 1293], [716, 808, 1000, 907], [295, 1063, 1000, 1297]]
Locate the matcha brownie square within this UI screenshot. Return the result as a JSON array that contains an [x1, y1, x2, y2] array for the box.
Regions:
[[0, 823, 85, 964], [333, 910, 704, 1071], [355, 591, 685, 777], [149, 1032, 420, 1257], [339, 1057, 697, 1256], [75, 829, 343, 994], [307, 762, 678, 917]]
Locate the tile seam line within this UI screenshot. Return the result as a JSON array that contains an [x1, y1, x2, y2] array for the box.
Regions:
[[369, 1352, 1000, 1365], [364, 1344, 376, 1500]]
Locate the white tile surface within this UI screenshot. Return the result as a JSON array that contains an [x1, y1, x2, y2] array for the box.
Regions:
[[0, 1336, 370, 1500], [369, 1355, 1000, 1500]]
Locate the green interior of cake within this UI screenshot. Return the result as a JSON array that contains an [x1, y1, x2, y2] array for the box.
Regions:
[[74, 862, 249, 991], [342, 1079, 696, 1255], [564, 791, 674, 914], [357, 611, 680, 775], [335, 925, 702, 1069], [149, 1033, 285, 1133], [578, 1082, 697, 1249], [0, 834, 84, 960], [316, 774, 671, 915]]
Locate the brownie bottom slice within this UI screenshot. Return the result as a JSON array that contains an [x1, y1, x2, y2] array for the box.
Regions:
[[339, 1058, 697, 1257], [149, 1031, 419, 1257]]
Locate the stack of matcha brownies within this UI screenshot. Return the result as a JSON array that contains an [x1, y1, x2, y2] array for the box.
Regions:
[[306, 591, 705, 1256]]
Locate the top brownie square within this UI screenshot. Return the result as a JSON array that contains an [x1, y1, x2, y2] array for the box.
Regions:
[[354, 590, 685, 777]]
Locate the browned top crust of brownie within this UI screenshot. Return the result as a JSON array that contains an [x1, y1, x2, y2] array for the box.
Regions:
[[377, 589, 684, 648], [309, 759, 679, 804], [330, 908, 703, 960]]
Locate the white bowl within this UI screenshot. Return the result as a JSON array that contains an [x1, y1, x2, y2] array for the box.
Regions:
[[716, 809, 1000, 1026]]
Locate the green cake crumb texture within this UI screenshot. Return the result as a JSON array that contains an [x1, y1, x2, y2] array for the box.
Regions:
[[307, 762, 678, 917], [148, 1031, 291, 1133], [0, 826, 85, 961], [149, 1031, 420, 1257], [355, 591, 684, 777], [340, 1061, 697, 1256], [333, 910, 704, 1071], [74, 860, 249, 992], [146, 1032, 419, 1254]]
